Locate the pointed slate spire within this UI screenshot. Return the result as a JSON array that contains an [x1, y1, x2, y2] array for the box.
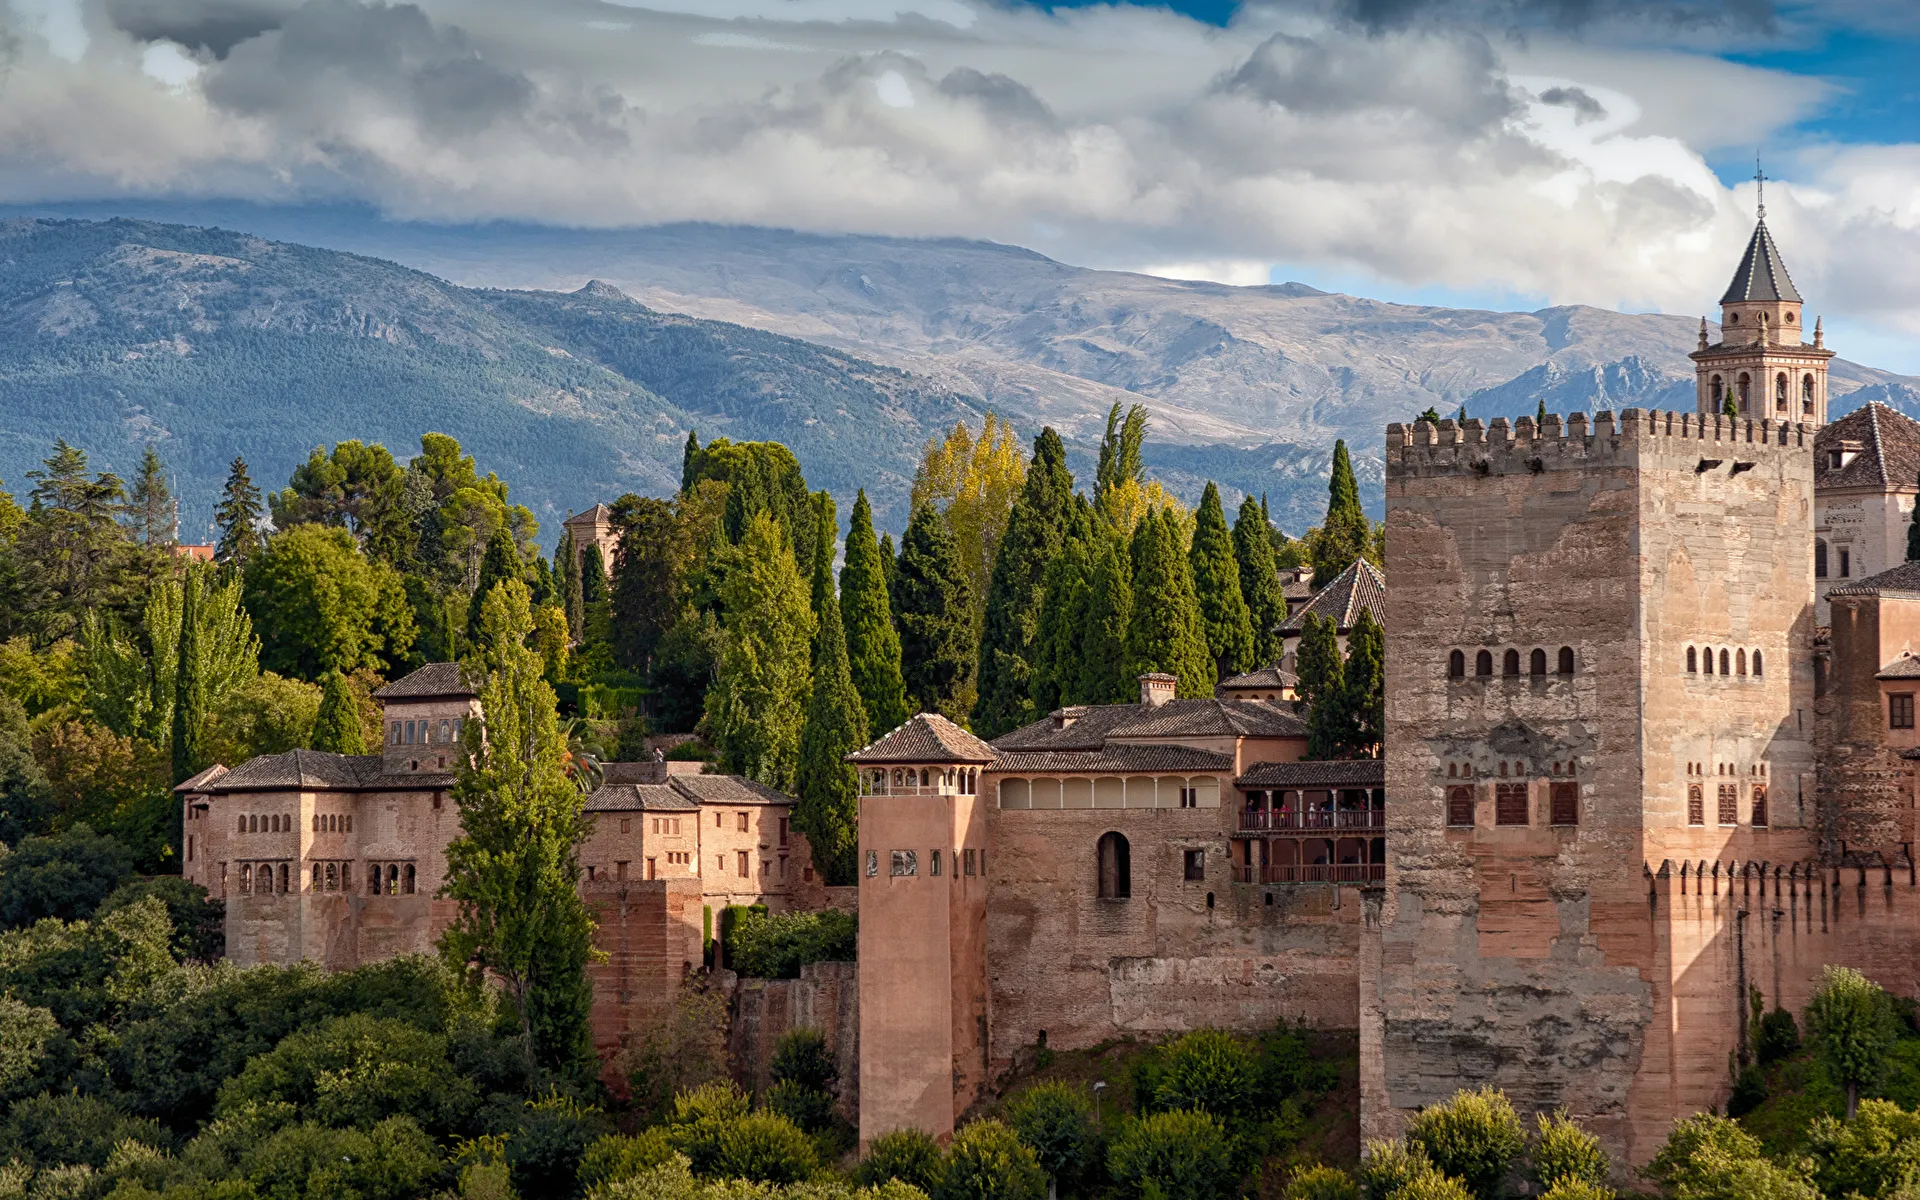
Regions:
[[1721, 219, 1803, 304]]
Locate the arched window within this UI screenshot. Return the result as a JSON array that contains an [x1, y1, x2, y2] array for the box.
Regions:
[[325, 863, 338, 891], [1530, 648, 1547, 676], [1687, 647, 1697, 673], [1737, 649, 1747, 675], [1687, 785, 1704, 826], [311, 863, 322, 890], [240, 864, 252, 895], [1503, 649, 1520, 676], [1475, 650, 1493, 676], [1816, 539, 1829, 578], [1711, 374, 1723, 404], [1703, 648, 1715, 675], [403, 864, 416, 895], [1097, 832, 1131, 900], [1448, 650, 1465, 679], [1719, 649, 1730, 675], [1775, 373, 1788, 413], [1753, 650, 1763, 676], [236, 815, 245, 834], [1557, 647, 1574, 675], [1803, 375, 1815, 412], [1737, 373, 1750, 412]]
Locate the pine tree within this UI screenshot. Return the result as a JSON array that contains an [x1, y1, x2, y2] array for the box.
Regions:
[[794, 526, 867, 886], [895, 503, 974, 720], [467, 526, 521, 643], [1234, 496, 1287, 667], [1312, 440, 1371, 586], [1296, 614, 1348, 759], [705, 513, 815, 789], [1032, 537, 1092, 712], [841, 491, 909, 734], [1189, 483, 1253, 680], [313, 670, 368, 754], [680, 430, 701, 495], [441, 579, 600, 1077], [128, 445, 176, 547], [1122, 510, 1214, 698], [1080, 532, 1134, 703], [974, 429, 1075, 737], [213, 457, 264, 568], [171, 571, 208, 785], [1343, 609, 1385, 757]]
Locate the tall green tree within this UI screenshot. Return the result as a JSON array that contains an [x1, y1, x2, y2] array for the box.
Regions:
[[467, 527, 521, 644], [82, 571, 258, 743], [1080, 533, 1134, 704], [19, 440, 132, 638], [1234, 495, 1287, 667], [1296, 614, 1348, 759], [895, 503, 974, 721], [1344, 609, 1385, 757], [1189, 483, 1253, 680], [680, 431, 702, 495], [171, 572, 208, 785], [1807, 966, 1898, 1117], [214, 457, 265, 568], [1311, 440, 1372, 586], [1032, 538, 1092, 712], [793, 517, 867, 886], [554, 528, 580, 640], [440, 579, 599, 1076], [128, 446, 175, 548], [312, 670, 368, 754], [579, 545, 610, 649], [1122, 510, 1214, 698], [1095, 403, 1149, 499], [244, 525, 416, 680], [841, 492, 908, 735], [705, 513, 815, 789], [609, 495, 689, 674], [975, 429, 1075, 738], [878, 532, 900, 613]]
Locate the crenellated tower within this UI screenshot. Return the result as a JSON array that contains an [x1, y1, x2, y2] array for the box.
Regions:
[[1691, 179, 1834, 424]]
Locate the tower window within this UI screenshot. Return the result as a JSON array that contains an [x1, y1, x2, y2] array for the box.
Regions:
[[1495, 783, 1528, 826], [1503, 649, 1520, 676], [1804, 375, 1815, 412], [1718, 784, 1738, 826], [1891, 694, 1914, 730], [1816, 539, 1828, 578], [1737, 373, 1750, 412], [1704, 648, 1715, 675], [1549, 782, 1578, 827], [1752, 785, 1768, 828], [1530, 648, 1547, 676], [1448, 650, 1465, 679], [1775, 373, 1788, 413], [1098, 832, 1131, 899], [1719, 649, 1730, 675], [1687, 647, 1697, 673], [1753, 650, 1763, 677], [1737, 649, 1747, 676], [1447, 786, 1475, 827], [1840, 548, 1851, 578], [1476, 650, 1493, 677], [1687, 785, 1704, 826], [1558, 647, 1575, 675]]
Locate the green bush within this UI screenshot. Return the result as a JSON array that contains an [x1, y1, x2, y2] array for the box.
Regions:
[[1284, 1163, 1358, 1199], [1134, 1029, 1255, 1118], [1254, 1022, 1339, 1107], [581, 684, 649, 720], [213, 1012, 479, 1135], [772, 1028, 838, 1094], [936, 1119, 1046, 1200], [1357, 1138, 1431, 1199], [1538, 1182, 1614, 1200], [710, 1111, 819, 1184], [500, 1090, 611, 1200], [0, 1093, 168, 1171], [728, 910, 857, 979], [1403, 1088, 1523, 1200], [1727, 1064, 1768, 1118], [762, 1079, 836, 1134], [580, 1129, 679, 1188], [675, 1080, 754, 1126], [1394, 1173, 1472, 1200], [1529, 1110, 1608, 1191], [1756, 1008, 1801, 1065], [0, 824, 135, 929], [1643, 1112, 1817, 1200], [1807, 966, 1899, 1116], [97, 876, 224, 964], [1105, 1110, 1237, 1200], [239, 1115, 441, 1200], [1005, 1080, 1099, 1194], [1805, 1099, 1920, 1200], [856, 1128, 945, 1192]]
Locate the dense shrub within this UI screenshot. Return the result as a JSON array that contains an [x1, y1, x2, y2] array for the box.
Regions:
[[856, 1128, 945, 1192], [1529, 1110, 1609, 1191], [1538, 1182, 1614, 1200], [1284, 1163, 1359, 1199], [238, 1115, 441, 1200], [213, 1012, 479, 1135], [772, 1028, 838, 1093], [1643, 1113, 1817, 1200], [728, 909, 858, 979], [1756, 1007, 1801, 1065], [1105, 1110, 1237, 1200], [763, 1079, 837, 1135], [1727, 1064, 1769, 1118], [500, 1090, 611, 1200], [0, 1093, 168, 1170], [1133, 1028, 1255, 1117], [1394, 1174, 1473, 1200], [1404, 1088, 1524, 1200], [97, 875, 224, 963], [1805, 1099, 1920, 1199], [580, 1129, 679, 1189], [710, 1111, 820, 1184], [936, 1119, 1046, 1200], [0, 824, 134, 929], [1005, 1080, 1100, 1195], [1358, 1138, 1433, 1200]]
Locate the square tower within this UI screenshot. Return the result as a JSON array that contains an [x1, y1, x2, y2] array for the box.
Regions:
[[1691, 218, 1834, 424]]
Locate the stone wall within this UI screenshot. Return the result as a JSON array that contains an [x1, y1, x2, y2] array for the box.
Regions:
[[584, 877, 706, 1057], [730, 961, 860, 1121]]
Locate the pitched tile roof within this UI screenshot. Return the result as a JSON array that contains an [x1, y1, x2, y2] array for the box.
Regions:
[[1219, 666, 1298, 691], [1815, 403, 1920, 493], [175, 764, 228, 793], [372, 662, 476, 700], [992, 705, 1143, 752], [1106, 698, 1308, 740], [848, 713, 999, 764], [1879, 654, 1920, 680], [584, 783, 699, 812], [667, 774, 795, 806], [1830, 560, 1920, 598], [565, 503, 613, 525], [1278, 558, 1386, 636], [995, 745, 1235, 774], [1721, 219, 1802, 304], [1236, 758, 1386, 789], [204, 749, 384, 791]]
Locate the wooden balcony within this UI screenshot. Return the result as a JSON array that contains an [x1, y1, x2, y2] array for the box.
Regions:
[[1237, 808, 1385, 832]]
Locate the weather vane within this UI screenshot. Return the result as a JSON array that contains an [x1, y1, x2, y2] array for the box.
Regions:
[[1755, 156, 1766, 220]]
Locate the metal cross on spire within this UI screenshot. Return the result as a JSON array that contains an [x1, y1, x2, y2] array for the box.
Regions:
[[1755, 156, 1766, 220]]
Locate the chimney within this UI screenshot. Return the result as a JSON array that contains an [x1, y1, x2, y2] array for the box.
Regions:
[[1138, 673, 1177, 707]]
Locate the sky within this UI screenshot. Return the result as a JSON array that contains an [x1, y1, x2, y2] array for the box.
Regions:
[[5, 0, 1920, 368]]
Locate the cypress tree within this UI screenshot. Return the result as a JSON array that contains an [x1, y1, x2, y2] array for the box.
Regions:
[[1122, 510, 1214, 698], [214, 456, 265, 568], [974, 429, 1075, 737], [1235, 496, 1287, 667], [609, 495, 688, 674], [313, 670, 368, 754], [1537, 399, 1548, 426], [580, 544, 610, 647], [810, 492, 838, 614], [1312, 440, 1371, 585], [1296, 613, 1347, 759], [794, 522, 867, 885], [554, 528, 580, 640], [705, 513, 815, 789], [680, 431, 701, 495], [468, 526, 520, 642], [171, 572, 208, 784], [895, 502, 974, 720], [879, 532, 900, 617], [1344, 609, 1385, 757], [1032, 538, 1092, 712], [1189, 483, 1253, 680], [1080, 532, 1133, 703], [1724, 388, 1739, 419], [841, 491, 909, 734]]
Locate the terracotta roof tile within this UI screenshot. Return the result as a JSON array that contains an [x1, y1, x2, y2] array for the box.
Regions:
[[1236, 759, 1385, 788], [668, 774, 794, 806], [1816, 403, 1920, 493], [995, 745, 1234, 773], [205, 750, 384, 791], [372, 662, 476, 700], [1831, 560, 1920, 597], [1219, 666, 1298, 691], [991, 705, 1141, 752], [1278, 559, 1386, 635], [848, 714, 999, 764], [1879, 654, 1920, 680], [584, 783, 699, 812], [1107, 698, 1308, 740]]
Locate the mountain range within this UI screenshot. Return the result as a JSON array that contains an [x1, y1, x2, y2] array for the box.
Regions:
[[4, 208, 1915, 543]]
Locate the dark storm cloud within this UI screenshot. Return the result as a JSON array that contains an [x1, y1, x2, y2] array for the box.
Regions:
[[103, 0, 292, 57], [1539, 84, 1605, 121], [1221, 29, 1518, 137]]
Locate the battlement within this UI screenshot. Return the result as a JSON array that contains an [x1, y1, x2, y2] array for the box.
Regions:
[[1386, 409, 1813, 477], [1647, 852, 1916, 899]]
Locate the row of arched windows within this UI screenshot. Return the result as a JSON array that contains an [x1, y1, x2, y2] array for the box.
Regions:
[[1707, 370, 1816, 416], [1447, 647, 1575, 679], [366, 862, 417, 895], [239, 813, 288, 833], [859, 767, 980, 796], [1686, 647, 1763, 677], [238, 862, 288, 895]]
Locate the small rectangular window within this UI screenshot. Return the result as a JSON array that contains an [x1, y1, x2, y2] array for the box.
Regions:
[[390, 722, 402, 745], [964, 849, 977, 876], [1180, 786, 1198, 809], [930, 850, 942, 876], [890, 850, 918, 877], [1752, 786, 1768, 828], [1688, 785, 1704, 826], [779, 817, 790, 847], [1718, 783, 1739, 826], [1495, 782, 1529, 826], [737, 850, 749, 877], [1184, 849, 1205, 881], [1893, 694, 1915, 730], [617, 861, 628, 881], [866, 850, 879, 877], [1840, 548, 1851, 578], [1446, 786, 1475, 828], [1550, 782, 1578, 827], [738, 812, 749, 832]]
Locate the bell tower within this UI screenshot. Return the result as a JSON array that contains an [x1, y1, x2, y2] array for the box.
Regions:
[[1691, 166, 1834, 424]]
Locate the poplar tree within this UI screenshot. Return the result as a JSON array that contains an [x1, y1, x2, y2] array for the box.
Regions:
[[441, 579, 599, 1077], [1122, 510, 1213, 698], [1344, 609, 1385, 757], [1080, 533, 1134, 703], [794, 519, 866, 886], [706, 513, 815, 789], [554, 528, 580, 640], [975, 429, 1075, 738], [128, 446, 176, 548], [467, 526, 520, 643], [841, 491, 909, 735], [171, 571, 208, 785], [1189, 483, 1253, 680], [1234, 495, 1287, 666], [313, 670, 368, 754], [1312, 440, 1371, 585], [680, 430, 701, 495], [895, 503, 974, 720], [214, 457, 265, 568], [1296, 614, 1347, 759], [1032, 538, 1092, 712]]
